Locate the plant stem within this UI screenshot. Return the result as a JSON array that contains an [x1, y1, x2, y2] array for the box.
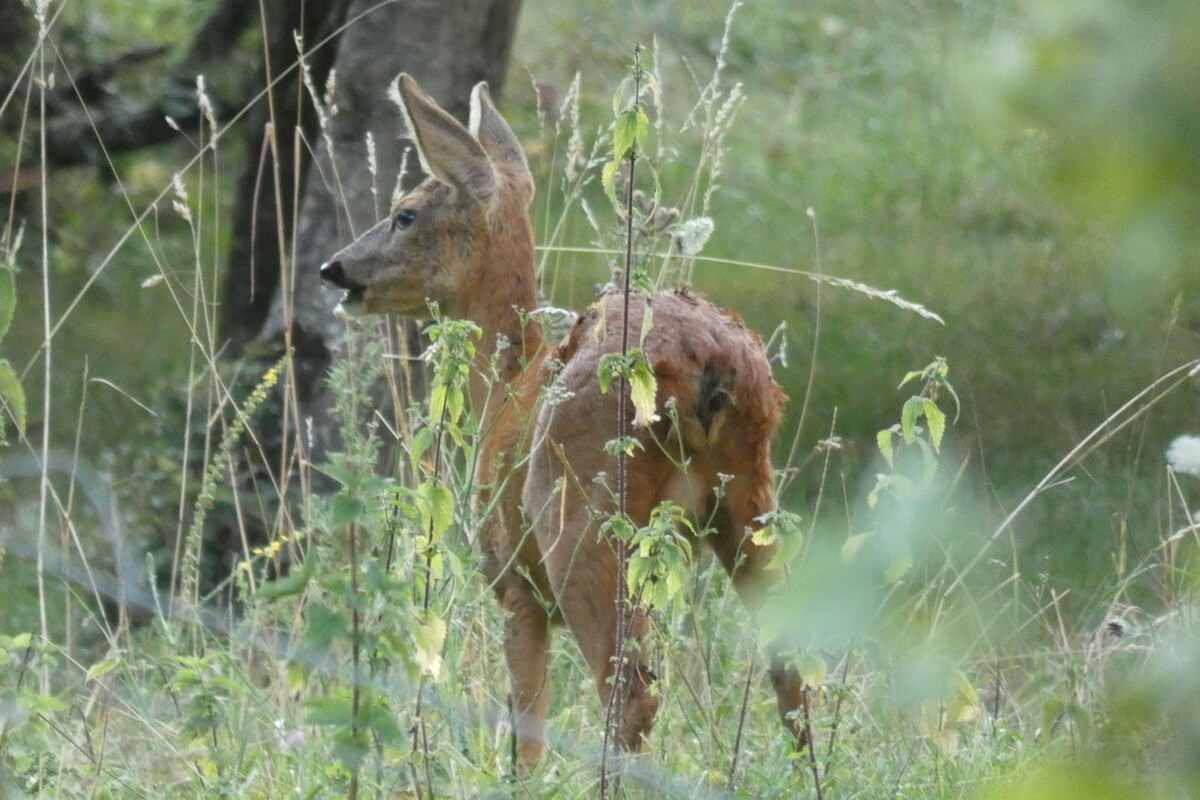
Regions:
[[601, 44, 642, 800], [350, 518, 361, 800], [726, 645, 757, 790], [823, 651, 853, 779], [803, 687, 824, 800], [35, 0, 52, 698], [410, 382, 450, 798]]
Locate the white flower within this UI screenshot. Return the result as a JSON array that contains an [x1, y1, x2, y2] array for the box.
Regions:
[[676, 217, 714, 256], [1166, 435, 1200, 477]]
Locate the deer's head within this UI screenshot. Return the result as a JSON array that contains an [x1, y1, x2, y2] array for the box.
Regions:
[[320, 74, 534, 318]]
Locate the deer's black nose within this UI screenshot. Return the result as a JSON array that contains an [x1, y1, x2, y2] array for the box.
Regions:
[[320, 260, 348, 288]]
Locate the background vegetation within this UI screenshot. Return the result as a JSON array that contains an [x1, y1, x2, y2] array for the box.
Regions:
[[1, 0, 1198, 797]]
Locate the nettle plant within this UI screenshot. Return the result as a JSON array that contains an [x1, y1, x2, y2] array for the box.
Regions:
[[0, 234, 24, 445], [594, 54, 687, 668], [592, 52, 802, 783], [855, 356, 959, 582], [0, 633, 64, 793], [857, 357, 977, 748], [244, 312, 481, 786]]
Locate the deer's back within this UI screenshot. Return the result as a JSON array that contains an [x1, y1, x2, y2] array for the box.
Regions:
[[529, 286, 783, 527]]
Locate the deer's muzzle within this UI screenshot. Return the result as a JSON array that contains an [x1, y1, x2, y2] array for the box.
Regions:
[[320, 260, 366, 307]]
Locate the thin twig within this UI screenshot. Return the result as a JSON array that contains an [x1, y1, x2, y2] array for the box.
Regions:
[[726, 645, 758, 790], [802, 687, 825, 800], [822, 651, 853, 779], [35, 0, 53, 697], [601, 45, 643, 800], [411, 396, 450, 800], [349, 514, 360, 800]]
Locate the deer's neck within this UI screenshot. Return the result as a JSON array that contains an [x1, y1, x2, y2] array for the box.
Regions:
[[459, 220, 545, 425]]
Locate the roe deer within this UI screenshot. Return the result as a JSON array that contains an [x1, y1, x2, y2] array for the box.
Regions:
[[319, 73, 804, 766]]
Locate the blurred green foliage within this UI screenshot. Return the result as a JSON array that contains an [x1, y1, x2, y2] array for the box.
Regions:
[[2, 0, 1193, 625], [2, 1, 1200, 795], [981, 0, 1200, 312], [512, 0, 1198, 610]]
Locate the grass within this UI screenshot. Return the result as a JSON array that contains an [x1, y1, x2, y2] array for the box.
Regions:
[[2, 0, 1200, 797]]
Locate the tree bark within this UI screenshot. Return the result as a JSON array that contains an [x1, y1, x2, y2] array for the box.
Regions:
[[218, 0, 349, 353], [260, 0, 523, 347], [20, 0, 256, 170], [0, 0, 33, 85]]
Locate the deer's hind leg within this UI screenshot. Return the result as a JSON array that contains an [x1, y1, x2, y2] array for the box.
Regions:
[[534, 485, 661, 753], [497, 575, 551, 767], [483, 501, 551, 768], [705, 490, 806, 749]]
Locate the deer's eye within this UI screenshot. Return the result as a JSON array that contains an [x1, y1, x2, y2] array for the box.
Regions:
[[393, 208, 417, 230]]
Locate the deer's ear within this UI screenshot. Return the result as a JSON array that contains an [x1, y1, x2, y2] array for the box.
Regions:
[[394, 73, 496, 208], [469, 82, 534, 204]]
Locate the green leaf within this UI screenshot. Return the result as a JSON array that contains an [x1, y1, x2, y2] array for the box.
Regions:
[[900, 396, 924, 444], [640, 71, 661, 107], [417, 481, 454, 541], [430, 384, 464, 427], [940, 373, 963, 423], [361, 698, 404, 744], [923, 399, 946, 452], [867, 473, 891, 509], [0, 267, 14, 342], [897, 369, 925, 389], [430, 383, 447, 421], [611, 74, 634, 116], [257, 552, 317, 600], [597, 352, 621, 395], [613, 108, 649, 164], [408, 426, 434, 477], [628, 349, 658, 428], [601, 158, 622, 208], [329, 493, 366, 528], [332, 727, 370, 772], [915, 437, 939, 485], [86, 652, 123, 682], [884, 546, 912, 584], [1041, 696, 1065, 738], [305, 694, 354, 726], [750, 525, 777, 547], [794, 652, 828, 687], [286, 662, 307, 694], [946, 668, 980, 724], [30, 694, 66, 714], [1063, 699, 1091, 742], [296, 604, 349, 655], [877, 427, 896, 467], [413, 616, 447, 681], [0, 358, 26, 438], [841, 532, 869, 562], [314, 461, 357, 488]]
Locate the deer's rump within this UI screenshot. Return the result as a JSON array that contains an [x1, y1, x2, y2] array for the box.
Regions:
[[521, 286, 784, 582]]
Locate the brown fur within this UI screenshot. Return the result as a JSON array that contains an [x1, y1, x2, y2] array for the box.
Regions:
[[320, 74, 804, 767]]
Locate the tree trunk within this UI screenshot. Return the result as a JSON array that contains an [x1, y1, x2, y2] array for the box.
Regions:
[[247, 0, 522, 459], [259, 0, 523, 347], [217, 0, 349, 354], [186, 0, 521, 588]]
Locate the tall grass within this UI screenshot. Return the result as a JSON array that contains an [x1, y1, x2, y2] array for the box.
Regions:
[[2, 0, 1199, 798]]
